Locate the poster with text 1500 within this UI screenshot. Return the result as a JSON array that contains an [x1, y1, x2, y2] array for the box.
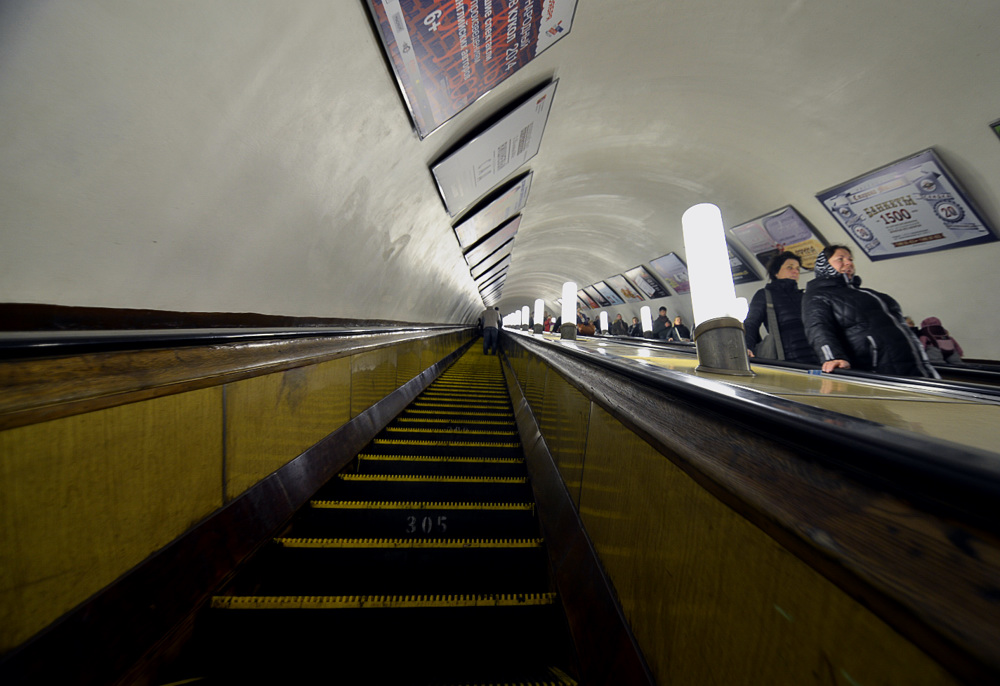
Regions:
[[367, 0, 578, 138], [816, 149, 996, 261]]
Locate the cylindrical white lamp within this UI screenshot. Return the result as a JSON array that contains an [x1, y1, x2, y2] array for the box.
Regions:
[[520, 305, 529, 331], [599, 311, 609, 335], [560, 282, 577, 340], [533, 299, 544, 333], [681, 203, 753, 376], [640, 306, 653, 339]]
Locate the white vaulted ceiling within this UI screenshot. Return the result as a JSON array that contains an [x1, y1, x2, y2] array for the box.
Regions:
[[1, 1, 999, 355]]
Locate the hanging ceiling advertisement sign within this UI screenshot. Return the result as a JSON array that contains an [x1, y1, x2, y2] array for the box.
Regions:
[[816, 149, 996, 261], [464, 215, 521, 269], [605, 274, 645, 303], [649, 253, 691, 295], [431, 80, 558, 216], [366, 0, 577, 139], [729, 206, 826, 270], [453, 172, 532, 249], [727, 243, 760, 285], [624, 266, 669, 300]]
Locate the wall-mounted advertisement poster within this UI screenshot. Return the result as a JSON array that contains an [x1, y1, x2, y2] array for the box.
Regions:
[[727, 244, 760, 285], [624, 266, 669, 300], [729, 206, 826, 270], [463, 216, 521, 269], [605, 274, 645, 303], [816, 149, 996, 261], [471, 251, 511, 280], [578, 289, 599, 309], [649, 253, 690, 295], [583, 286, 609, 308], [453, 172, 532, 249], [431, 80, 558, 216], [593, 281, 625, 305], [365, 1, 577, 139]]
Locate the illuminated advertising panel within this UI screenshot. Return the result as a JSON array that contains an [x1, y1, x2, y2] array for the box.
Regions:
[[365, 0, 577, 138], [453, 172, 532, 249], [649, 253, 690, 295], [729, 206, 826, 270], [577, 289, 599, 309], [816, 149, 996, 261], [592, 281, 625, 305], [605, 274, 645, 303], [431, 80, 558, 216], [727, 243, 760, 285], [463, 216, 521, 269], [473, 255, 511, 284], [624, 266, 669, 299]]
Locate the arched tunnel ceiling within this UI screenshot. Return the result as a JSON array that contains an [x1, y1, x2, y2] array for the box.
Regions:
[[1, 1, 999, 353]]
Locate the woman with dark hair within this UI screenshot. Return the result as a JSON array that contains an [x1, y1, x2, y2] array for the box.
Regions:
[[802, 245, 937, 377], [742, 251, 818, 363]]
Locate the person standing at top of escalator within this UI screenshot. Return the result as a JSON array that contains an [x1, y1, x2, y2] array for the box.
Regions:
[[743, 251, 818, 364], [802, 245, 937, 377]]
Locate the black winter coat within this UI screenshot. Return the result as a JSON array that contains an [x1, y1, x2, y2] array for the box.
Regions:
[[743, 279, 818, 364], [802, 272, 935, 377]]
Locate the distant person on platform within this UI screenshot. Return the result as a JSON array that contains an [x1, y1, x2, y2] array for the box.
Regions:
[[667, 316, 691, 342], [610, 313, 629, 336], [652, 306, 670, 339], [481, 306, 502, 355], [742, 251, 818, 364], [802, 245, 937, 377], [628, 316, 643, 337]]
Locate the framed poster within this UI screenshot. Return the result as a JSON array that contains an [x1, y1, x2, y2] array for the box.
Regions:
[[474, 255, 510, 284], [577, 289, 600, 309], [431, 80, 558, 216], [365, 0, 577, 139], [729, 206, 826, 270], [649, 253, 690, 294], [727, 243, 760, 285], [624, 265, 669, 299], [593, 280, 625, 305], [605, 274, 645, 303], [478, 268, 507, 292], [453, 172, 532, 249], [583, 285, 609, 307], [816, 149, 996, 261], [463, 216, 521, 269]]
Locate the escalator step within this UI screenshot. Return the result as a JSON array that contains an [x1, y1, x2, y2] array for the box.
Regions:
[[212, 591, 557, 610]]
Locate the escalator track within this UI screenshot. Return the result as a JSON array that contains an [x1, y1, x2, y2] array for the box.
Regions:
[[159, 347, 579, 685]]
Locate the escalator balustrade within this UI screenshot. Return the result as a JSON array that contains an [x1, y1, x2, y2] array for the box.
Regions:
[[166, 349, 579, 685]]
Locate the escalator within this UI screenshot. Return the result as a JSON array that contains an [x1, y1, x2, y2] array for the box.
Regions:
[[158, 347, 580, 685]]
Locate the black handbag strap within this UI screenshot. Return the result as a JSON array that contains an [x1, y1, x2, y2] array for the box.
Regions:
[[764, 289, 785, 359]]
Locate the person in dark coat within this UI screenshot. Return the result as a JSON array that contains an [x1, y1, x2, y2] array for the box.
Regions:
[[802, 245, 937, 377], [627, 316, 642, 337], [609, 313, 629, 336], [651, 306, 670, 339], [743, 251, 818, 364], [667, 316, 691, 342]]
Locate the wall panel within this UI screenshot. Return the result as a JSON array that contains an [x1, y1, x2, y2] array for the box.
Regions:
[[351, 347, 398, 418], [224, 357, 351, 500], [0, 388, 222, 652]]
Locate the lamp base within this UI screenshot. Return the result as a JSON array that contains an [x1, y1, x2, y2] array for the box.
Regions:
[[533, 324, 543, 334], [560, 323, 577, 340], [693, 317, 754, 376]]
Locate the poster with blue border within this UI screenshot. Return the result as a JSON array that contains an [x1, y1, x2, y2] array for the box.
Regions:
[[816, 149, 996, 261]]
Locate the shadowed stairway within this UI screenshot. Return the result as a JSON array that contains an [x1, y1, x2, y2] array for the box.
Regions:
[[156, 346, 580, 685]]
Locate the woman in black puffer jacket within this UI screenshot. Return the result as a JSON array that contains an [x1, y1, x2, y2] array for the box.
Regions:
[[743, 251, 819, 364], [802, 245, 937, 377]]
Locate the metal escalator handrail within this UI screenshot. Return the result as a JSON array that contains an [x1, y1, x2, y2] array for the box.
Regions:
[[508, 332, 1000, 525]]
